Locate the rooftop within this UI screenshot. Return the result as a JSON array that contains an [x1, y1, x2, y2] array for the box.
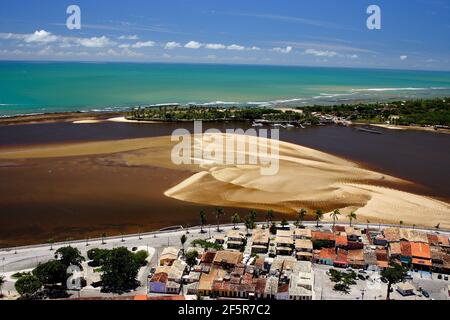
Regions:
[[295, 239, 313, 250], [213, 250, 243, 266], [410, 242, 431, 259]]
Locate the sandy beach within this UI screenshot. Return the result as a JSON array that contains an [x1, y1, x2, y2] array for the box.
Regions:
[[1, 133, 449, 230]]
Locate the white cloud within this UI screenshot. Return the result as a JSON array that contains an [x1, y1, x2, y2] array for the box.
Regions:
[[131, 41, 155, 48], [185, 41, 202, 49], [118, 44, 130, 49], [273, 46, 293, 54], [304, 48, 337, 57], [206, 54, 217, 59], [400, 55, 408, 60], [119, 35, 138, 40], [227, 44, 245, 51], [164, 41, 181, 50], [249, 46, 261, 51], [348, 54, 359, 59], [78, 36, 114, 48], [205, 43, 226, 50], [24, 30, 58, 43]]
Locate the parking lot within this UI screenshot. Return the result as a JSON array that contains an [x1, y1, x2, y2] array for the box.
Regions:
[[314, 264, 449, 300]]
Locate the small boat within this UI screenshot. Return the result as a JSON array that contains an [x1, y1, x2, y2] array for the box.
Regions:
[[252, 122, 264, 127], [299, 124, 306, 129], [285, 124, 295, 128]]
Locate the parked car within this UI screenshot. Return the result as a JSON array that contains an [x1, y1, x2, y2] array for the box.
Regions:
[[437, 274, 442, 280], [444, 275, 449, 281], [421, 290, 430, 298], [381, 277, 388, 283], [358, 274, 366, 281]]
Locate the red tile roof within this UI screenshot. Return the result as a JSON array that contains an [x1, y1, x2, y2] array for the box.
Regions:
[[201, 251, 217, 264], [312, 231, 336, 241], [411, 242, 431, 259], [319, 248, 336, 260], [150, 272, 168, 283], [335, 235, 348, 246], [400, 241, 412, 257]]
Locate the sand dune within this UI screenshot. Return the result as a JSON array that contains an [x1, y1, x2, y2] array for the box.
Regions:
[[164, 133, 450, 229], [1, 133, 449, 228]]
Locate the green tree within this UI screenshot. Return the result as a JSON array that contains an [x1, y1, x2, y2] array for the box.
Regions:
[[56, 246, 85, 268], [180, 234, 187, 255], [281, 218, 289, 228], [315, 209, 324, 228], [134, 250, 149, 267], [231, 213, 241, 230], [185, 250, 199, 267], [347, 212, 357, 227], [266, 209, 274, 227], [101, 247, 140, 293], [199, 210, 207, 233], [214, 208, 225, 232], [32, 260, 68, 287], [296, 208, 307, 227], [244, 215, 256, 235], [381, 262, 408, 300], [249, 210, 258, 223], [15, 275, 42, 297], [330, 209, 341, 229]]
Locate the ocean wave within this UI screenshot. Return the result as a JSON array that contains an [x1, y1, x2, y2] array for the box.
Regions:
[[350, 87, 450, 92]]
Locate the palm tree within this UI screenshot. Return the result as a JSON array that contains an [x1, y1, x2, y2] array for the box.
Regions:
[[315, 209, 324, 228], [330, 209, 341, 229], [399, 220, 404, 227], [180, 234, 187, 255], [435, 223, 440, 234], [297, 208, 307, 227], [244, 215, 256, 236], [249, 210, 258, 224], [266, 209, 274, 227], [0, 275, 5, 297], [199, 210, 207, 234], [231, 213, 241, 230], [48, 238, 54, 251], [347, 212, 357, 227], [214, 208, 225, 232], [366, 220, 370, 232]]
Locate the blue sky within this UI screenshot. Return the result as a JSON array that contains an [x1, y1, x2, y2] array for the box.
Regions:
[[0, 0, 449, 70]]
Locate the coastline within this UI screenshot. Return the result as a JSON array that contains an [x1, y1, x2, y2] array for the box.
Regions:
[[1, 110, 450, 135]]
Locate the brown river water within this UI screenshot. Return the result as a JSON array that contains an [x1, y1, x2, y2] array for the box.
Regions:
[[0, 121, 449, 248]]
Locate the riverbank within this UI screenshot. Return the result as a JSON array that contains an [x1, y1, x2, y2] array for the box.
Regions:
[[0, 111, 127, 126]]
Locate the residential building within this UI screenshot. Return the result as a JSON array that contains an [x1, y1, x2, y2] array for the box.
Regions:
[[294, 228, 312, 240], [251, 228, 270, 254], [295, 239, 313, 261], [159, 247, 179, 266], [411, 242, 432, 270], [226, 230, 246, 250], [213, 250, 243, 269]]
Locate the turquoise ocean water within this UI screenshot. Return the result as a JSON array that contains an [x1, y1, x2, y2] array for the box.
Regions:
[[1, 61, 450, 116]]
